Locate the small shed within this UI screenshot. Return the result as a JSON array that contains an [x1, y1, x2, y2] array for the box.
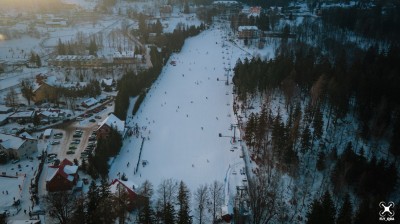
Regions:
[[43, 129, 53, 139]]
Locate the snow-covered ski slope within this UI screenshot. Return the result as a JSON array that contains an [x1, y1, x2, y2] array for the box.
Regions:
[[109, 22, 273, 199]]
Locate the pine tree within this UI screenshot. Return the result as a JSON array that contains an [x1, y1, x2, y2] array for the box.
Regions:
[[29, 52, 36, 64], [86, 181, 100, 224], [137, 180, 155, 224], [389, 113, 400, 156], [99, 178, 111, 199], [155, 19, 163, 35], [354, 199, 375, 224], [36, 54, 41, 67], [138, 197, 155, 224], [184, 1, 190, 13], [33, 113, 41, 126], [321, 191, 336, 224], [313, 107, 324, 140], [336, 194, 352, 224], [57, 38, 66, 55], [306, 199, 323, 224], [89, 38, 98, 56], [271, 112, 284, 156], [163, 202, 175, 224], [177, 181, 192, 224], [244, 113, 257, 148], [71, 196, 86, 224], [316, 151, 326, 171], [20, 79, 34, 106], [300, 125, 312, 153]]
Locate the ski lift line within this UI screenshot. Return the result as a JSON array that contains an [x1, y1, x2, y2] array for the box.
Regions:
[[135, 137, 146, 174]]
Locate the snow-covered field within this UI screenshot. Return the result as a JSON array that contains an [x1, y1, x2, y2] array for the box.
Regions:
[[109, 21, 275, 211]]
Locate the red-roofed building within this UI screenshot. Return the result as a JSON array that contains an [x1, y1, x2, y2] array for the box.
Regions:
[[96, 114, 125, 139], [46, 159, 79, 192], [110, 179, 140, 211]]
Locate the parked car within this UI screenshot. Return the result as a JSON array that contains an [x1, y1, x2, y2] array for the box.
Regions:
[[69, 145, 77, 150], [76, 117, 84, 121], [89, 119, 96, 123], [54, 135, 63, 139], [51, 141, 60, 145], [47, 153, 57, 158], [73, 134, 82, 138], [81, 151, 89, 156], [66, 151, 75, 155], [95, 115, 102, 119]]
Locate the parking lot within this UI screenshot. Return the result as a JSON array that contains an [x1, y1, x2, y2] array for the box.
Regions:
[[45, 101, 115, 163]]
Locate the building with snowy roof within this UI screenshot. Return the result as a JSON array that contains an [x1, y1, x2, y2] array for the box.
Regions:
[[96, 113, 125, 139], [48, 55, 104, 68], [241, 6, 262, 18], [110, 179, 140, 211], [113, 51, 135, 66], [8, 111, 35, 123], [32, 75, 59, 103], [101, 78, 115, 87], [159, 5, 173, 17], [0, 105, 13, 114], [0, 113, 12, 126], [39, 110, 60, 122], [18, 132, 35, 140], [0, 133, 38, 159], [81, 98, 99, 108], [46, 159, 79, 192], [237, 26, 260, 39], [213, 1, 240, 5]]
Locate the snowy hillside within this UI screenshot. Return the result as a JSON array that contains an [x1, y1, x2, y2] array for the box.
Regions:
[[109, 21, 273, 212]]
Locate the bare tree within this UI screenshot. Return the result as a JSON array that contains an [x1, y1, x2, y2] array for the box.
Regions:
[[139, 179, 154, 198], [20, 79, 35, 105], [209, 180, 224, 223], [4, 88, 18, 108], [194, 184, 209, 224], [248, 171, 282, 224], [113, 186, 131, 224], [157, 179, 178, 220], [310, 74, 327, 109], [44, 191, 76, 224]]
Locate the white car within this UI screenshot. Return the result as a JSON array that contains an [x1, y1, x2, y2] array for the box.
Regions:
[[51, 141, 60, 145]]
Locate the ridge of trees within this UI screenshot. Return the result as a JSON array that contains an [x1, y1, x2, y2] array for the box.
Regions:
[[114, 24, 205, 120], [321, 4, 400, 41], [44, 179, 224, 224], [233, 43, 400, 142]]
